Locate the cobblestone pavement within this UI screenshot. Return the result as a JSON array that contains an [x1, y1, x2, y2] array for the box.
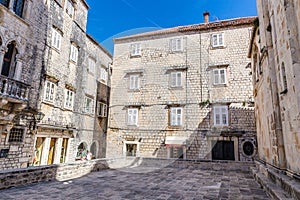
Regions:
[[0, 165, 269, 200]]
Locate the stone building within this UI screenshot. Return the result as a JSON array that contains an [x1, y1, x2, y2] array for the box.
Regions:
[[31, 0, 112, 166], [249, 0, 300, 198], [0, 0, 48, 169], [107, 15, 257, 161]]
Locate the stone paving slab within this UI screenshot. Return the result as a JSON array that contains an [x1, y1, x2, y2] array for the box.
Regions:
[[0, 165, 270, 200]]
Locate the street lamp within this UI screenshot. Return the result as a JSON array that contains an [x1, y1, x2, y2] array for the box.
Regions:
[[13, 109, 45, 131]]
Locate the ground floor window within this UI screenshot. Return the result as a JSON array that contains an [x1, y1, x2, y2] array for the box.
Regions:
[[126, 144, 137, 156], [77, 142, 87, 160], [34, 137, 46, 166], [212, 141, 235, 161], [168, 146, 184, 159], [60, 138, 68, 163], [47, 138, 57, 165]]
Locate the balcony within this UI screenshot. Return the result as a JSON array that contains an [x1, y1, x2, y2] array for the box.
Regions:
[[0, 75, 29, 102]]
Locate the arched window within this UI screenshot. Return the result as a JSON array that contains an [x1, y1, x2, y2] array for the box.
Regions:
[[2, 41, 17, 78], [76, 142, 87, 160], [90, 142, 97, 159], [13, 0, 25, 17]]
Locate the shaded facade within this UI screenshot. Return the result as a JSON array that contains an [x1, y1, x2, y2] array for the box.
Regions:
[[0, 0, 48, 169], [108, 16, 257, 161], [249, 0, 300, 177]]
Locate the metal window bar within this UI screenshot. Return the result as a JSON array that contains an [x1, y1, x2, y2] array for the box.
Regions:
[[8, 128, 24, 142]]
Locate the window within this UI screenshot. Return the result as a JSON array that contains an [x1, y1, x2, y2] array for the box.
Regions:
[[170, 107, 182, 126], [129, 75, 139, 90], [97, 102, 107, 117], [127, 108, 138, 126], [88, 58, 95, 74], [64, 89, 74, 110], [101, 67, 107, 82], [170, 71, 182, 87], [130, 43, 141, 56], [213, 69, 226, 85], [213, 106, 228, 126], [84, 96, 94, 114], [13, 0, 25, 17], [170, 38, 183, 52], [44, 81, 56, 103], [281, 62, 288, 93], [8, 128, 24, 143], [51, 28, 62, 50], [66, 0, 75, 18], [70, 44, 79, 63], [1, 41, 17, 78], [212, 33, 224, 47]]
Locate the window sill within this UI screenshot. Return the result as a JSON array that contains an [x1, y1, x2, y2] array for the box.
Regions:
[[42, 101, 55, 106], [51, 47, 61, 53], [128, 89, 140, 92], [64, 107, 73, 112], [211, 45, 226, 49], [69, 60, 77, 65], [130, 55, 141, 58], [168, 125, 183, 130], [169, 86, 183, 90], [213, 84, 227, 87], [169, 50, 183, 54], [127, 125, 138, 129]]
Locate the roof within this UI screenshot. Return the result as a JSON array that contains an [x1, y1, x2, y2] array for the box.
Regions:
[[86, 34, 113, 59], [114, 16, 257, 42]]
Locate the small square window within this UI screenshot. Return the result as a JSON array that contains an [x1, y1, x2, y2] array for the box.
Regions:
[[213, 69, 226, 85], [130, 43, 141, 56], [212, 33, 224, 47], [170, 107, 183, 126], [129, 75, 140, 90], [8, 128, 24, 143], [127, 108, 138, 126], [51, 28, 62, 50], [213, 106, 228, 126], [170, 38, 183, 52], [44, 81, 56, 103], [170, 71, 182, 87]]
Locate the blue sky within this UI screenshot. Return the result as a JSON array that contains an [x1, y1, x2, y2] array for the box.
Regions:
[[85, 0, 257, 54]]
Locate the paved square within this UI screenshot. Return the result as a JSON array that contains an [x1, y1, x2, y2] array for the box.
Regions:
[[0, 164, 269, 200]]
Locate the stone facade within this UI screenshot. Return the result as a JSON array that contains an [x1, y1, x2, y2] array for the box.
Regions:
[[249, 0, 300, 190], [108, 17, 257, 162], [34, 0, 112, 167], [0, 0, 48, 169]]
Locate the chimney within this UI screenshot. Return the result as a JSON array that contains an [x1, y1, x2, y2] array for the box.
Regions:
[[203, 11, 210, 23]]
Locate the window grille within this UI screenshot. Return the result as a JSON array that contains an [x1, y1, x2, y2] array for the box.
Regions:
[[8, 128, 24, 143]]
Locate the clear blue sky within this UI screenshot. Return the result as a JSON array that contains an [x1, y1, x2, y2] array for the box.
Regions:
[[85, 0, 257, 54]]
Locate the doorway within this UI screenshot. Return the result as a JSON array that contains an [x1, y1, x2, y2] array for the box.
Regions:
[[47, 138, 57, 164], [212, 141, 235, 161]]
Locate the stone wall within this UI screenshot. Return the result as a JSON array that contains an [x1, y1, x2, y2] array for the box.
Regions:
[[251, 0, 300, 175], [108, 18, 257, 162], [0, 159, 109, 190]]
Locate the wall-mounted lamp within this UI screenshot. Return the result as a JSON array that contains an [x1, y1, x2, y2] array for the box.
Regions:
[[13, 109, 45, 131]]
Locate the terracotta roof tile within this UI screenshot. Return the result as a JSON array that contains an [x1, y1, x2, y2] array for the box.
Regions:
[[114, 16, 257, 42]]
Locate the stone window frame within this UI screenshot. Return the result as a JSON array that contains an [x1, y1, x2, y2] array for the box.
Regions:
[[69, 42, 79, 64], [211, 32, 225, 48], [123, 141, 140, 157], [280, 62, 288, 94], [64, 88, 74, 110], [88, 57, 96, 75], [170, 37, 183, 52], [97, 101, 107, 118], [51, 27, 62, 51], [170, 71, 183, 88], [127, 108, 138, 126], [100, 66, 107, 83], [129, 74, 140, 90], [43, 80, 57, 104], [84, 95, 95, 114], [8, 126, 26, 143], [65, 0, 75, 18], [0, 0, 26, 18], [130, 43, 141, 57], [213, 68, 227, 85], [169, 107, 183, 127], [213, 105, 229, 126]]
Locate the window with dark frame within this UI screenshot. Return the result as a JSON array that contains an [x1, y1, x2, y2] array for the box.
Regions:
[[8, 128, 24, 143], [13, 0, 25, 17]]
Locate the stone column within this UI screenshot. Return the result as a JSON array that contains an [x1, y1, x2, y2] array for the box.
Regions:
[[13, 56, 23, 81], [8, 0, 14, 11], [0, 47, 7, 74]]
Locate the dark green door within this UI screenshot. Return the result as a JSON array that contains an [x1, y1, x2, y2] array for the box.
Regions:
[[212, 141, 235, 161]]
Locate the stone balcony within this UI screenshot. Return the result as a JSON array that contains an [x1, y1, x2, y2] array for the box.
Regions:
[[0, 75, 30, 102]]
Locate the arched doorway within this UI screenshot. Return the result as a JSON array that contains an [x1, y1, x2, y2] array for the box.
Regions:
[[90, 141, 97, 159], [76, 142, 87, 160], [2, 41, 18, 78]]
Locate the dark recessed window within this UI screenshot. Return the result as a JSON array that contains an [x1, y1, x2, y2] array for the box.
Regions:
[[8, 128, 24, 143], [13, 0, 25, 18]]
